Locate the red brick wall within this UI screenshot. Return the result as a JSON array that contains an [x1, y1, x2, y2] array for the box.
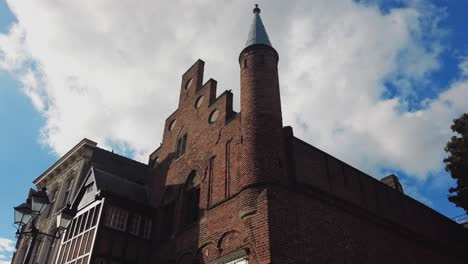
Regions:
[[147, 59, 274, 263], [276, 134, 468, 263], [146, 44, 468, 264], [291, 136, 468, 245], [268, 186, 467, 264]]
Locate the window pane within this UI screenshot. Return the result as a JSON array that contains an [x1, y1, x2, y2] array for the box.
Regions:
[[80, 211, 89, 234], [85, 229, 95, 254], [59, 241, 70, 264], [86, 207, 95, 230], [79, 231, 89, 256], [74, 215, 82, 237], [92, 204, 101, 227], [68, 238, 77, 261], [73, 236, 82, 259]]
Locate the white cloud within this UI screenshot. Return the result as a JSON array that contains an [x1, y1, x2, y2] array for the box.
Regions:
[[0, 237, 14, 263], [460, 56, 468, 76], [0, 0, 467, 184], [0, 24, 29, 71]]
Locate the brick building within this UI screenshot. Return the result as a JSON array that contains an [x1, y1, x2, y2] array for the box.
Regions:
[[14, 5, 468, 264]]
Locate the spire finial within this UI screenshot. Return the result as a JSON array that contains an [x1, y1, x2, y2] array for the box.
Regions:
[[244, 3, 272, 48], [253, 4, 260, 14]]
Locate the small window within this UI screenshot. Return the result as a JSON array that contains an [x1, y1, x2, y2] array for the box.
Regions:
[[150, 156, 160, 168], [43, 189, 57, 219], [226, 258, 248, 264], [195, 95, 204, 109], [208, 110, 219, 124], [176, 133, 188, 157], [209, 110, 219, 124], [168, 119, 176, 131], [63, 178, 74, 206], [129, 214, 141, 236], [185, 78, 193, 90], [104, 206, 128, 232]]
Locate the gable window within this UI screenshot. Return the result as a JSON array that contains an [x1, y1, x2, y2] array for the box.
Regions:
[[176, 133, 188, 157], [85, 183, 94, 194], [183, 171, 200, 227], [104, 206, 128, 231]]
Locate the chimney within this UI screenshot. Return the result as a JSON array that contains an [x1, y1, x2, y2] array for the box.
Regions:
[[380, 174, 404, 193]]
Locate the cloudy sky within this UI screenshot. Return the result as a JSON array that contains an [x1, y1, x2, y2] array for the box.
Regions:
[[1, 0, 467, 262]]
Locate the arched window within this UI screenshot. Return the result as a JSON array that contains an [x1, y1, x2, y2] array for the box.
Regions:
[[183, 171, 200, 227]]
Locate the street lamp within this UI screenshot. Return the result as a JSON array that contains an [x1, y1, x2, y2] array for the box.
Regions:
[[13, 188, 74, 264], [14, 202, 32, 226], [56, 204, 75, 230], [30, 187, 49, 214]]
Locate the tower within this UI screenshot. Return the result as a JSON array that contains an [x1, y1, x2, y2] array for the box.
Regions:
[[238, 4, 284, 218]]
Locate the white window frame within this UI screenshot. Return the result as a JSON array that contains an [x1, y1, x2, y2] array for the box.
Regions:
[[103, 206, 128, 231], [226, 258, 248, 264]]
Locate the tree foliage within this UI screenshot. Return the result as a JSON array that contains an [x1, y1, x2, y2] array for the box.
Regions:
[[444, 113, 468, 213]]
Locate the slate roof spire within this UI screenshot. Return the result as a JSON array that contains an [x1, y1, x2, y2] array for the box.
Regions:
[[245, 4, 272, 48]]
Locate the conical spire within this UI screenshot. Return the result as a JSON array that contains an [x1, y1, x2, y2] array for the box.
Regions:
[[245, 4, 272, 48]]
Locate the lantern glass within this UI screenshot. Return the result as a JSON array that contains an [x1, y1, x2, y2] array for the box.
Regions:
[[57, 206, 74, 229], [31, 189, 49, 213], [14, 203, 32, 225]]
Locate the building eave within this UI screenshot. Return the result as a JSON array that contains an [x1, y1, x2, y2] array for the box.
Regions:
[[33, 138, 98, 185]]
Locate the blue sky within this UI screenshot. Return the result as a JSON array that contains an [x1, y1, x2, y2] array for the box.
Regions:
[[0, 0, 468, 262]]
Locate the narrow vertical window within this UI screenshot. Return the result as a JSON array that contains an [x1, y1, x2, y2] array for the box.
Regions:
[[183, 171, 200, 227], [208, 156, 215, 207], [225, 141, 232, 198], [43, 189, 57, 219], [63, 178, 74, 207], [176, 133, 188, 157]]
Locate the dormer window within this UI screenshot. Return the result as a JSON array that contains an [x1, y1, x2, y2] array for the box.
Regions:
[[176, 133, 187, 157]]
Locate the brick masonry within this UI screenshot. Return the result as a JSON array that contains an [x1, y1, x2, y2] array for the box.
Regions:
[[145, 42, 468, 263]]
